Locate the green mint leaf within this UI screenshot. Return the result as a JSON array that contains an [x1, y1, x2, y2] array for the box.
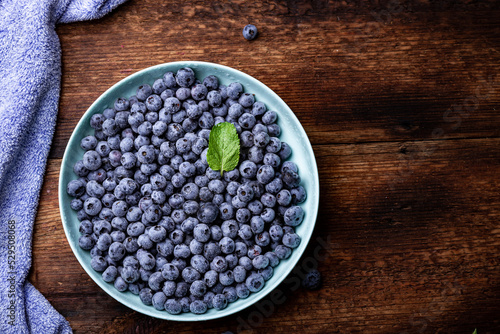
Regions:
[[473, 330, 477, 334], [206, 122, 240, 175]]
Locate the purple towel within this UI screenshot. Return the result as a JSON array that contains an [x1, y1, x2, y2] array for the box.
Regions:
[[0, 0, 127, 333]]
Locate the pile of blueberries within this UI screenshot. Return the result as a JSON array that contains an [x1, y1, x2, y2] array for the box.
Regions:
[[66, 67, 306, 315]]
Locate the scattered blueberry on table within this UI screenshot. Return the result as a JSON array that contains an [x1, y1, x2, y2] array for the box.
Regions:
[[302, 269, 322, 290], [242, 24, 258, 40], [67, 66, 307, 314]]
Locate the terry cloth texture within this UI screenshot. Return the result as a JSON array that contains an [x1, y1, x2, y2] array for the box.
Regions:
[[0, 0, 127, 333]]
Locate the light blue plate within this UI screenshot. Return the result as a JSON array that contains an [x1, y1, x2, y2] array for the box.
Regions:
[[59, 61, 319, 321]]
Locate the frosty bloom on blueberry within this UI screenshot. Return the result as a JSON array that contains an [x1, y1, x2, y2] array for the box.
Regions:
[[67, 66, 307, 315]]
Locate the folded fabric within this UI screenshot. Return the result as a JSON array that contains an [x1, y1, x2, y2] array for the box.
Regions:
[[0, 0, 127, 333]]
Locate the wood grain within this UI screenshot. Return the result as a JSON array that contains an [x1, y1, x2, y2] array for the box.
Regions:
[[28, 0, 500, 333]]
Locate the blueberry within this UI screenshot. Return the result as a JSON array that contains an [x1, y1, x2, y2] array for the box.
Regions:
[[135, 84, 152, 101], [175, 87, 191, 101], [247, 244, 262, 259], [269, 225, 284, 242], [66, 180, 85, 197], [138, 252, 156, 271], [90, 114, 105, 130], [240, 131, 254, 148], [209, 225, 222, 242], [198, 112, 214, 129], [260, 207, 275, 223], [282, 232, 301, 248], [148, 225, 167, 243], [235, 208, 251, 224], [242, 24, 258, 40], [73, 160, 89, 177], [138, 288, 153, 306], [227, 82, 243, 100], [204, 242, 221, 262], [239, 160, 257, 179], [284, 206, 304, 226], [197, 202, 219, 224], [260, 193, 276, 208], [290, 185, 307, 204], [102, 265, 118, 283], [137, 233, 154, 249], [258, 265, 274, 281], [218, 202, 234, 220], [263, 153, 280, 168], [182, 266, 201, 283], [176, 67, 195, 88], [138, 121, 153, 136], [175, 281, 189, 298], [152, 78, 167, 95], [161, 263, 180, 281], [199, 270, 217, 290], [114, 277, 128, 292], [123, 237, 139, 253], [190, 280, 208, 298], [220, 220, 238, 239], [83, 150, 102, 171], [167, 123, 185, 142], [201, 75, 218, 91], [274, 245, 292, 259], [252, 254, 269, 270], [238, 93, 255, 108], [212, 293, 227, 310], [219, 237, 235, 255], [164, 299, 182, 315], [174, 244, 191, 259], [238, 256, 253, 271], [110, 200, 128, 217], [189, 300, 207, 314], [79, 220, 93, 235], [237, 224, 252, 241], [170, 229, 184, 245], [102, 119, 119, 137], [179, 162, 196, 178], [207, 179, 224, 194], [113, 97, 129, 111], [91, 256, 108, 272], [78, 235, 95, 250], [302, 269, 322, 290], [267, 123, 281, 137], [207, 90, 222, 107], [276, 189, 292, 206], [163, 71, 176, 88], [145, 94, 162, 112], [183, 200, 199, 215], [152, 291, 167, 310], [248, 146, 265, 165], [264, 177, 282, 194], [219, 270, 235, 286], [262, 110, 277, 125], [191, 83, 208, 101], [80, 136, 98, 151], [210, 256, 228, 273], [96, 233, 112, 251], [148, 271, 165, 291], [246, 273, 264, 292], [83, 197, 102, 216], [228, 103, 244, 119], [237, 183, 254, 202]]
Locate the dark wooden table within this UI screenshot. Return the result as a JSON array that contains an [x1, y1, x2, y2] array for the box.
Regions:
[[29, 1, 500, 333]]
